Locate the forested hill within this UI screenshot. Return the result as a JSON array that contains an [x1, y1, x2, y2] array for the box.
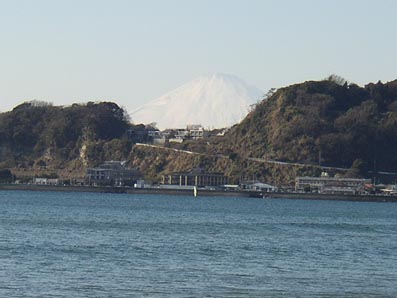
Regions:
[[1, 77, 397, 184], [218, 77, 397, 174], [0, 101, 132, 175]]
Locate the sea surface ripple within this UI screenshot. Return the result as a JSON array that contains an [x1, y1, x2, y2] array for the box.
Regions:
[[0, 190, 396, 297]]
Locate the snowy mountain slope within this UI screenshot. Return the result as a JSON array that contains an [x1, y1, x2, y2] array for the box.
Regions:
[[130, 73, 263, 129]]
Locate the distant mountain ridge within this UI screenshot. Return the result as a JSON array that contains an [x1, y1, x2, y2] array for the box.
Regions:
[[130, 73, 263, 129]]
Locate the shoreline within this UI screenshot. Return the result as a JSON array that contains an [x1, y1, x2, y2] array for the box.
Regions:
[[0, 184, 248, 197], [1, 183, 397, 202]]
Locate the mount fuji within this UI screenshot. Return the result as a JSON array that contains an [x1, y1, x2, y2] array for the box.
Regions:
[[130, 73, 263, 129]]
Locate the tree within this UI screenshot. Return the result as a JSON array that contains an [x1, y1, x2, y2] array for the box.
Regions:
[[326, 74, 348, 86], [345, 159, 368, 178], [0, 169, 14, 183]]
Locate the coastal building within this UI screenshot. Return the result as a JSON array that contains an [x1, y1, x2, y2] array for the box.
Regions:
[[86, 161, 142, 186], [162, 168, 228, 187], [240, 180, 278, 192], [33, 178, 59, 185], [295, 176, 371, 194]]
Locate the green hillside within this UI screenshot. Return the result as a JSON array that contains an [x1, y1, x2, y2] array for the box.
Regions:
[[1, 77, 397, 185], [223, 78, 397, 171], [190, 77, 396, 184], [0, 101, 132, 178]]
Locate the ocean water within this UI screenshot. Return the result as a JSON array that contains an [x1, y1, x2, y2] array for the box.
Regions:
[[0, 191, 396, 297]]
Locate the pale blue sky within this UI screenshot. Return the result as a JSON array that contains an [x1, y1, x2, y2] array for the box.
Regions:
[[1, 0, 396, 112]]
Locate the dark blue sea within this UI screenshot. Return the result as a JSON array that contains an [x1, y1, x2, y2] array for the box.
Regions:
[[1, 190, 397, 297]]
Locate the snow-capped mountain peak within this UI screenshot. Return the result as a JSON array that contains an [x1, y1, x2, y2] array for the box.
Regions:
[[130, 73, 263, 129]]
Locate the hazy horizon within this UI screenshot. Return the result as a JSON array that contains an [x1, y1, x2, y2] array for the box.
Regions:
[[1, 0, 397, 112]]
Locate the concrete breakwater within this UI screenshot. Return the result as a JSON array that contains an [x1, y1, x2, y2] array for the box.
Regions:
[[261, 191, 397, 202], [0, 184, 247, 197], [1, 184, 397, 202]]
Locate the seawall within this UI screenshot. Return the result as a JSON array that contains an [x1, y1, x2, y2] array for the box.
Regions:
[[1, 184, 397, 202]]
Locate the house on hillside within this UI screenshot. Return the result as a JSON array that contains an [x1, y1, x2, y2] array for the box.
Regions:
[[127, 124, 162, 144], [169, 125, 207, 142], [147, 129, 165, 144], [186, 124, 207, 140], [175, 128, 189, 140], [128, 125, 207, 144]]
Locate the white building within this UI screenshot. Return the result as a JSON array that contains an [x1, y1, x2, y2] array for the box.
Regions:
[[33, 178, 59, 185], [295, 176, 371, 194], [241, 180, 278, 192]]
